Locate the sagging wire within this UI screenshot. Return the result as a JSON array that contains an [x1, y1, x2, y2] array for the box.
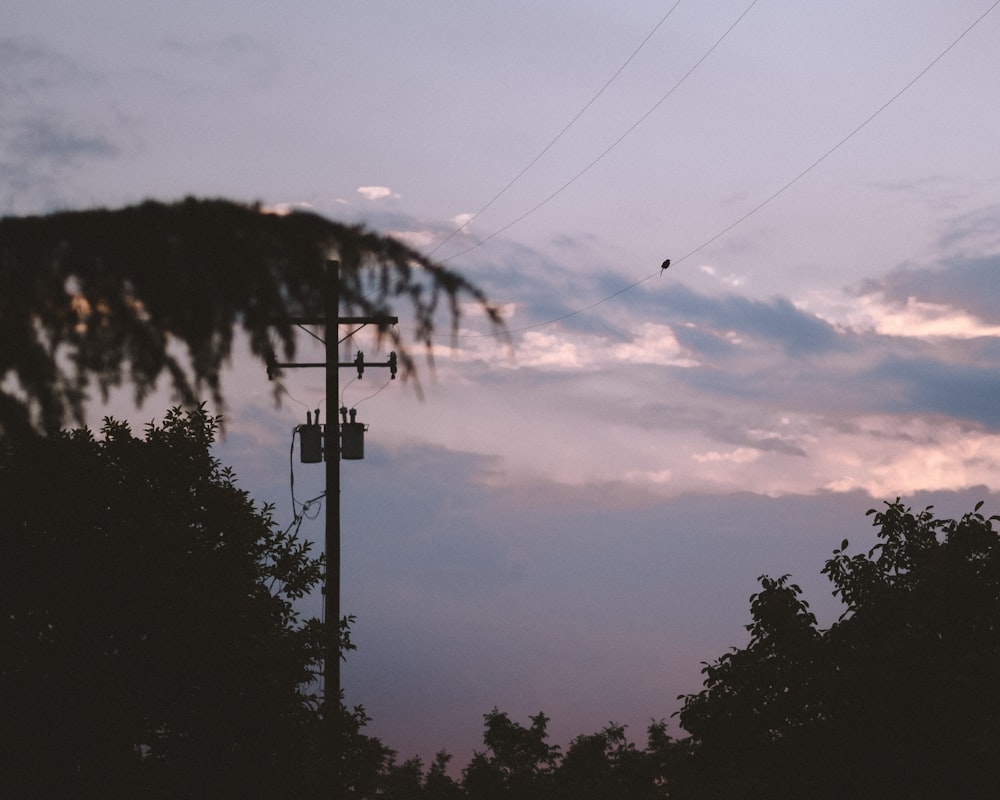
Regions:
[[274, 378, 311, 411], [428, 1, 684, 258], [348, 376, 392, 410], [339, 376, 357, 410], [438, 0, 760, 266]]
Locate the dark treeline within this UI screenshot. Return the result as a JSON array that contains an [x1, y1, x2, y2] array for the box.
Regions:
[[345, 709, 673, 800], [3, 407, 1000, 798]]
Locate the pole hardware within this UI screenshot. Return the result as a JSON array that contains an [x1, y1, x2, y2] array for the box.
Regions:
[[269, 349, 398, 376], [340, 407, 366, 461], [298, 409, 324, 464]]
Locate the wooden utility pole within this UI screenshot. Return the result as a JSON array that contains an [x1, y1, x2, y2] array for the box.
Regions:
[[323, 260, 342, 703], [269, 259, 397, 707]]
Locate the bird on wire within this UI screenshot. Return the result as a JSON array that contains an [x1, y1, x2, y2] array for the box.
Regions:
[[660, 258, 671, 274]]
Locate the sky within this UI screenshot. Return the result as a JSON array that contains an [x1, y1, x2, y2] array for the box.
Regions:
[[6, 0, 1000, 767]]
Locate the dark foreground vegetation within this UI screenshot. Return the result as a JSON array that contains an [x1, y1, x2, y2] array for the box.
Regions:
[[3, 406, 1000, 798]]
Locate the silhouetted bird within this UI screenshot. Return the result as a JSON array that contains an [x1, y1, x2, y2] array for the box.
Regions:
[[660, 258, 671, 273]]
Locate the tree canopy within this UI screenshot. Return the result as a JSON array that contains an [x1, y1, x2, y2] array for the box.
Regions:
[[0, 197, 501, 436], [671, 499, 1000, 799], [0, 406, 348, 797]]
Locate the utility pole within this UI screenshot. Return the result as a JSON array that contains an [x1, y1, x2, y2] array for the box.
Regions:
[[324, 260, 342, 703], [268, 259, 397, 713]]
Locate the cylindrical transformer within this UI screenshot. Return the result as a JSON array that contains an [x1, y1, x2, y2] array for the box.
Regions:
[[341, 422, 365, 460], [299, 424, 323, 464]]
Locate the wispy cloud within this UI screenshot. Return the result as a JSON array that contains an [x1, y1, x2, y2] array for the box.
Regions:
[[357, 185, 401, 201], [0, 37, 124, 213], [9, 115, 119, 163], [0, 36, 97, 96], [937, 206, 1000, 258], [699, 263, 745, 288]]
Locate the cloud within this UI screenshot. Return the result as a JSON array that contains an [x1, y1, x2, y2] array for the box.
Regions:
[[9, 115, 119, 163], [816, 416, 1000, 496], [357, 185, 401, 201], [0, 38, 124, 213], [0, 36, 95, 96], [699, 263, 745, 288], [863, 352, 1000, 429], [852, 253, 1000, 329], [439, 322, 698, 372], [871, 174, 975, 213], [262, 201, 315, 216], [1, 116, 120, 214], [611, 323, 700, 367], [936, 205, 1000, 258], [661, 286, 849, 356], [693, 447, 761, 464], [386, 228, 438, 250], [860, 295, 1000, 339]]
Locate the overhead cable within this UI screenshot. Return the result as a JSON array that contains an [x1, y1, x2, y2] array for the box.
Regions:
[[447, 0, 1000, 338], [429, 1, 683, 258], [439, 0, 760, 264]]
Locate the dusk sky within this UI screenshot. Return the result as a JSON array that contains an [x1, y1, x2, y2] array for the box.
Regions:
[[6, 0, 1000, 766]]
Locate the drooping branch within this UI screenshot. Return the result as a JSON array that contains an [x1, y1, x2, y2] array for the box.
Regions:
[[0, 197, 503, 436]]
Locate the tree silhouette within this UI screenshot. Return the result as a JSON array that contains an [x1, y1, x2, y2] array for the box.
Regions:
[[0, 406, 367, 798], [457, 710, 672, 800], [423, 751, 465, 800], [672, 500, 1000, 799], [462, 709, 561, 800], [557, 721, 670, 800], [0, 197, 502, 437]]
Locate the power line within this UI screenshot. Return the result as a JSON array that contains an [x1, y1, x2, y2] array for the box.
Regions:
[[429, 1, 683, 258], [274, 377, 311, 410], [349, 376, 392, 408], [672, 0, 1000, 265], [441, 0, 1000, 339], [438, 0, 760, 265]]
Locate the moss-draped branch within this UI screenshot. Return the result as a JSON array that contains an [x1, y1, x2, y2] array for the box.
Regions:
[[0, 197, 502, 435]]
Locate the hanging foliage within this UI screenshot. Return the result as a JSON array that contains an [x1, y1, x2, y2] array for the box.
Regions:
[[0, 197, 502, 436]]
